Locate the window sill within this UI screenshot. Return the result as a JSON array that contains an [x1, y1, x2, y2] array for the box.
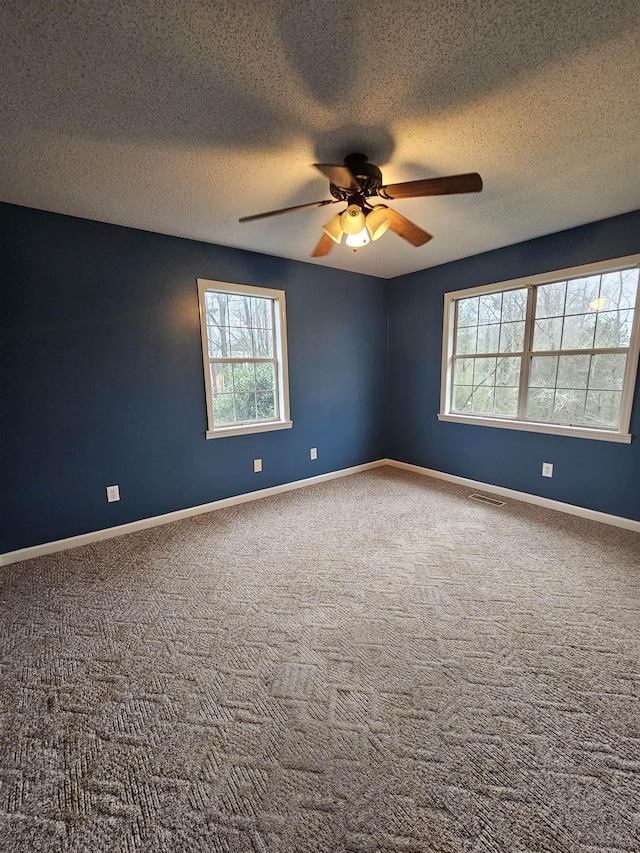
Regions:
[[437, 412, 632, 443], [206, 420, 293, 440]]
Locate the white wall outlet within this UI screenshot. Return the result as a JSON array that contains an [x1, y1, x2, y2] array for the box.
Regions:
[[310, 447, 317, 460], [542, 462, 553, 478], [253, 458, 262, 473], [106, 485, 120, 502]]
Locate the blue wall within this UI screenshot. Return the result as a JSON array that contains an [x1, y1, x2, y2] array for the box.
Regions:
[[1, 203, 387, 553], [3, 204, 640, 554], [388, 210, 640, 522]]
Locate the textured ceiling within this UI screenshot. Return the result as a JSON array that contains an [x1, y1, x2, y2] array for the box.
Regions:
[[1, 1, 639, 278]]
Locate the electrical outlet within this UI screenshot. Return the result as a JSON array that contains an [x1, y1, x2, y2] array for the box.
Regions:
[[310, 447, 317, 460], [542, 462, 553, 478], [253, 458, 262, 473], [106, 485, 120, 502]]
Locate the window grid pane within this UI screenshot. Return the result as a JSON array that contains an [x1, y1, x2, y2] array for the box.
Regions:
[[451, 355, 521, 419], [454, 288, 527, 358], [208, 358, 277, 427]]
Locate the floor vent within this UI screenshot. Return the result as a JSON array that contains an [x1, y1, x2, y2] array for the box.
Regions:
[[469, 493, 505, 507]]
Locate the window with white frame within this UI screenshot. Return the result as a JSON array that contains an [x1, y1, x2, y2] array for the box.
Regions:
[[198, 279, 292, 438], [439, 256, 640, 442]]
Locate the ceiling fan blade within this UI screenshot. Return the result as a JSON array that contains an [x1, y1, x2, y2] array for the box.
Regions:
[[239, 199, 336, 223], [379, 172, 483, 200], [313, 163, 360, 191], [385, 207, 433, 247], [311, 232, 335, 257]]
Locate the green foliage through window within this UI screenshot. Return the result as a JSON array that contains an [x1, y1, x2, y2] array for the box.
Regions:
[[203, 289, 280, 428]]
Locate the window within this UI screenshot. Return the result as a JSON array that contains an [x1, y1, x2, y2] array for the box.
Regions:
[[198, 279, 292, 438], [439, 255, 640, 442]]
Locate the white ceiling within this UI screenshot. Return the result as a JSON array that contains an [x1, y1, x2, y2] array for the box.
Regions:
[[1, 1, 639, 278]]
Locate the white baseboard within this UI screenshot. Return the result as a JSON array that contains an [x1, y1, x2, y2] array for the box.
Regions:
[[3, 457, 637, 566], [383, 458, 640, 533], [0, 460, 387, 567]]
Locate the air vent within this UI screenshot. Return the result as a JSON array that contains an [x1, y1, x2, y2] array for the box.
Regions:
[[468, 493, 505, 507]]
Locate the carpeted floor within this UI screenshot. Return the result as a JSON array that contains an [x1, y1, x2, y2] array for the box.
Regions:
[[1, 468, 639, 852]]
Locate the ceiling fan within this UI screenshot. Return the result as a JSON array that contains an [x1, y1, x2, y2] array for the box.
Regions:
[[239, 153, 483, 257]]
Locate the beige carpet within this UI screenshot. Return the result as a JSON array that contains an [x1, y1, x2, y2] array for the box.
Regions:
[[1, 468, 639, 852]]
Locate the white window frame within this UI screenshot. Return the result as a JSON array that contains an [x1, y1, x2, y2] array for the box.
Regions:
[[438, 254, 640, 443], [198, 278, 292, 439]]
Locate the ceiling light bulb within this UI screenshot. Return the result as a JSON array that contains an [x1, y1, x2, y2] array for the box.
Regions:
[[366, 206, 392, 241], [340, 204, 366, 235], [345, 227, 370, 249], [322, 213, 343, 244], [589, 297, 606, 312]]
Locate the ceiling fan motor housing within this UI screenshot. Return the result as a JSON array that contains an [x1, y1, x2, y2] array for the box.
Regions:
[[343, 153, 383, 196]]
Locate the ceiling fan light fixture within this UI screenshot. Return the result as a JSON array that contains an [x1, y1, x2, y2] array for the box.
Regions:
[[345, 227, 370, 249], [322, 213, 343, 244], [239, 153, 483, 257], [340, 204, 366, 235], [366, 206, 392, 241]]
